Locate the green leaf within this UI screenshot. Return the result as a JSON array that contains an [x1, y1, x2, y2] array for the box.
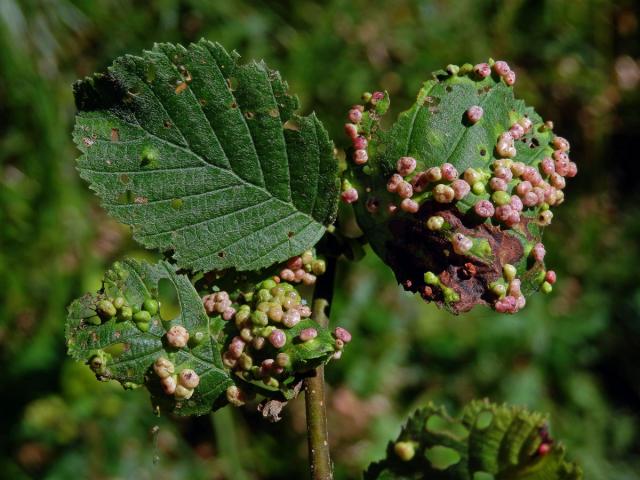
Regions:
[[72, 40, 339, 273], [346, 62, 572, 314], [65, 258, 233, 416], [364, 400, 582, 480]]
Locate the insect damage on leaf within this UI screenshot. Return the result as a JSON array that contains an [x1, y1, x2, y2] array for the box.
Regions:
[[199, 262, 351, 410], [343, 60, 575, 314], [72, 39, 339, 273], [365, 399, 582, 480], [65, 258, 233, 416]]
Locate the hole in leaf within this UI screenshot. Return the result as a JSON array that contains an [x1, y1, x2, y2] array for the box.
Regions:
[[111, 128, 120, 142], [424, 445, 461, 470], [480, 148, 487, 156], [164, 120, 172, 128], [158, 278, 180, 322], [475, 410, 493, 430], [230, 101, 237, 109], [445, 85, 452, 92], [218, 251, 225, 258], [425, 415, 469, 440], [284, 119, 300, 131], [244, 111, 255, 120], [287, 231, 294, 238]]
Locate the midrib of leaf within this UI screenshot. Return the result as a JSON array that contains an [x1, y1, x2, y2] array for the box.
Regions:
[[403, 81, 438, 156]]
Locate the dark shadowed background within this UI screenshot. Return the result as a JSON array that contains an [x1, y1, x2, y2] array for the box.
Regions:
[[1, 1, 639, 478]]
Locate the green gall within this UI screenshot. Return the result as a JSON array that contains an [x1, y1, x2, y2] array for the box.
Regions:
[[251, 310, 269, 326], [118, 305, 132, 321], [503, 264, 517, 282], [238, 353, 253, 371], [472, 181, 486, 195], [137, 321, 150, 332], [442, 286, 460, 303], [541, 281, 553, 294], [426, 216, 445, 231], [424, 271, 439, 285], [490, 282, 507, 298], [257, 289, 272, 303], [97, 299, 117, 319], [113, 296, 126, 310], [394, 441, 416, 461], [133, 310, 151, 323], [259, 279, 277, 290], [311, 259, 326, 275], [491, 191, 511, 206], [86, 315, 101, 326], [143, 298, 159, 316]]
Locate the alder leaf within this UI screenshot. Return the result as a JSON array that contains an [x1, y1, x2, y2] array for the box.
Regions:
[[364, 399, 582, 480], [65, 258, 233, 416], [72, 40, 339, 273], [346, 61, 575, 314]]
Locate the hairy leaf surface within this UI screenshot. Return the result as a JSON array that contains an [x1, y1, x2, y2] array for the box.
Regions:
[[73, 40, 339, 272]]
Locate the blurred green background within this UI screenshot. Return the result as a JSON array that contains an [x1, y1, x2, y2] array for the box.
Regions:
[[1, 0, 639, 478]]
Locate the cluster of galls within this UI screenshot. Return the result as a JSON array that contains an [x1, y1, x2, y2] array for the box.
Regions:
[[93, 295, 159, 332], [342, 90, 387, 204], [278, 250, 326, 286], [202, 277, 351, 407], [344, 60, 576, 314], [153, 356, 200, 400]]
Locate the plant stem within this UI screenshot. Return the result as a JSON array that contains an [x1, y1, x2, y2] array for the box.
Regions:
[[305, 255, 337, 480]]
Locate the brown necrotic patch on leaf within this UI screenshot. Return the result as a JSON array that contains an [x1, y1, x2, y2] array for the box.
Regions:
[[382, 205, 531, 314]]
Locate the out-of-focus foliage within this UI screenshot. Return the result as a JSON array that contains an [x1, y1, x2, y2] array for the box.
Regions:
[[0, 1, 638, 479]]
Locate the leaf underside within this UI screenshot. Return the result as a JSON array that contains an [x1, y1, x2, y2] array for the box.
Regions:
[[73, 40, 339, 273], [365, 400, 582, 480], [65, 258, 233, 416]]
